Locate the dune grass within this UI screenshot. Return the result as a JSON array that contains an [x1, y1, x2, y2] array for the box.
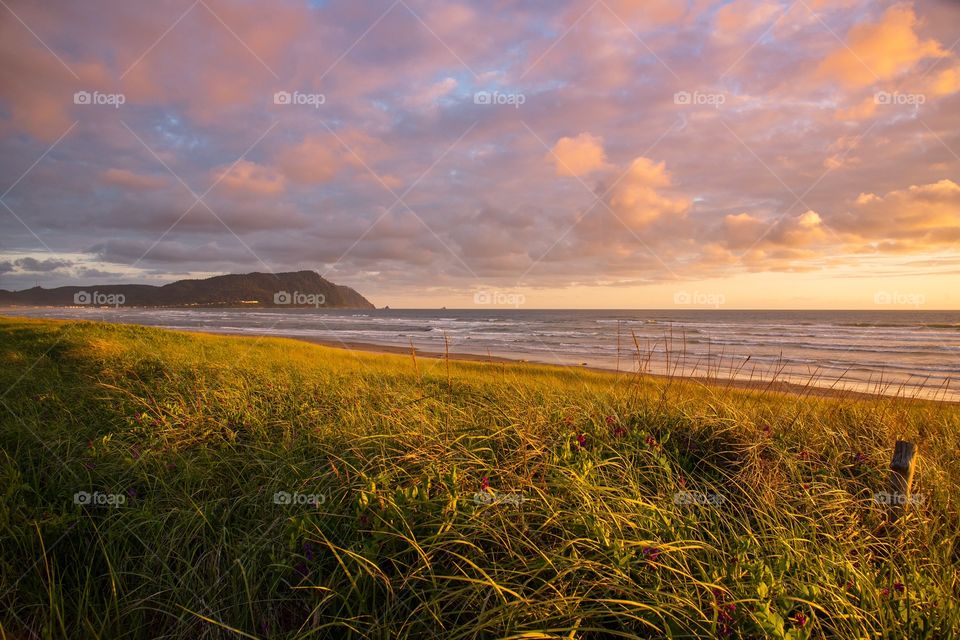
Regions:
[[1, 315, 959, 639]]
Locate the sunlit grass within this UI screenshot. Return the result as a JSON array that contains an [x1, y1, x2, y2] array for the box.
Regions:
[[1, 316, 958, 638]]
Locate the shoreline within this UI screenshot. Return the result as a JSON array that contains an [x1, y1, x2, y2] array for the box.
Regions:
[[2, 313, 955, 405], [200, 329, 956, 405]]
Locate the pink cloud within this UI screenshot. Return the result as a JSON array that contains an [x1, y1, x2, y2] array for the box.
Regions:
[[101, 168, 167, 190], [277, 136, 342, 185], [213, 160, 286, 196]]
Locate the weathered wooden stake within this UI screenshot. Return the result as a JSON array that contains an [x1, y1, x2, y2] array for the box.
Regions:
[[888, 440, 917, 520]]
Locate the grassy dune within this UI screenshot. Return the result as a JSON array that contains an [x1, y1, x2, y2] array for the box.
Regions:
[[1, 316, 959, 639]]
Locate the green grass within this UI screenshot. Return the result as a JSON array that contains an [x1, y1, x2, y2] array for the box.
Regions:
[[1, 316, 959, 639]]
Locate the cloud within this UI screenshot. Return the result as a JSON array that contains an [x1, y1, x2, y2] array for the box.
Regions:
[[721, 212, 767, 250], [101, 168, 167, 190], [817, 3, 947, 89], [213, 160, 286, 195], [5, 257, 74, 273], [832, 179, 960, 246], [714, 0, 782, 41], [405, 77, 458, 110], [277, 136, 342, 185], [87, 238, 253, 266], [607, 157, 690, 229], [823, 135, 862, 169], [924, 63, 960, 98], [835, 96, 878, 121], [549, 133, 609, 177], [592, 0, 689, 27]]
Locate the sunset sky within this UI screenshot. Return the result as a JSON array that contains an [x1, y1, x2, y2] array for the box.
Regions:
[[0, 0, 958, 308]]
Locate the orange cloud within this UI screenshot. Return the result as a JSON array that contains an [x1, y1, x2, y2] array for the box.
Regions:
[[550, 133, 609, 177], [835, 96, 878, 121], [836, 179, 960, 244], [721, 212, 766, 249], [608, 157, 689, 229], [924, 64, 960, 97], [823, 135, 862, 169], [817, 3, 946, 89], [719, 209, 829, 255]]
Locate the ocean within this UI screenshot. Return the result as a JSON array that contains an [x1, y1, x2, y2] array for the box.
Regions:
[[4, 307, 959, 401]]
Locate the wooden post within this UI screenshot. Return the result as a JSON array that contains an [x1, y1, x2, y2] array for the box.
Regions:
[[888, 440, 917, 520]]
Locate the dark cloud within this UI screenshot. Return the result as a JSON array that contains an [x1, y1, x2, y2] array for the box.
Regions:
[[14, 257, 73, 272]]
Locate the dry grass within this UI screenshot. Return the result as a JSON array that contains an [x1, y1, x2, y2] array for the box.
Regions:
[[1, 316, 958, 639]]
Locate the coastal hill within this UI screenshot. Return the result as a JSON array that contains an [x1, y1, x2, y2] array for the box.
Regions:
[[0, 270, 375, 308]]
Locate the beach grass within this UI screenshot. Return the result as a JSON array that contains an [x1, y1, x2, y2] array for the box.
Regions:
[[1, 315, 959, 639]]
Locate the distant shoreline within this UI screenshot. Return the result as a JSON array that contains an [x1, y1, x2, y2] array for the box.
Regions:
[[194, 329, 958, 406], [2, 311, 956, 405]]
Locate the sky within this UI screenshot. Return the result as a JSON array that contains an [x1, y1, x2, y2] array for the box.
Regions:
[[0, 0, 958, 309]]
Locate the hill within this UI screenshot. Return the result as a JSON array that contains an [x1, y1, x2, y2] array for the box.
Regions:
[[0, 270, 375, 308]]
